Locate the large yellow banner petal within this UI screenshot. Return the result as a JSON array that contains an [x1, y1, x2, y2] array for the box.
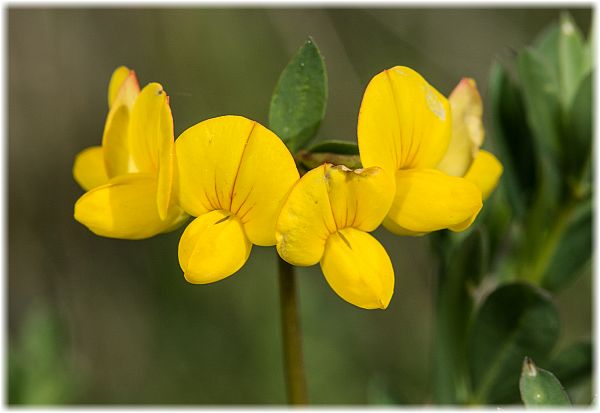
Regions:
[[276, 165, 336, 266], [229, 122, 299, 246], [324, 164, 394, 232], [358, 66, 451, 174], [176, 116, 256, 217]]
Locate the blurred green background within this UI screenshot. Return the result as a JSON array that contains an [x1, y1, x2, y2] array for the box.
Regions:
[[8, 7, 592, 405]]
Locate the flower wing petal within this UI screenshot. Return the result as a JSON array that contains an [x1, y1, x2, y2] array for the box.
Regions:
[[128, 83, 170, 174], [176, 115, 256, 217], [156, 97, 176, 220], [437, 78, 484, 176], [73, 146, 109, 191], [384, 168, 482, 235], [178, 210, 252, 284], [358, 66, 451, 174], [74, 173, 183, 240], [276, 165, 336, 266], [108, 66, 139, 109], [320, 228, 394, 310], [464, 150, 503, 200], [103, 68, 140, 177]]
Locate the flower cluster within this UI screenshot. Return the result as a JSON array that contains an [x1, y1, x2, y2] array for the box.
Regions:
[[74, 65, 502, 310]]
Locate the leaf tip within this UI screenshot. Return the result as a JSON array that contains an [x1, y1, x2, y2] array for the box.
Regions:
[[523, 356, 538, 377]]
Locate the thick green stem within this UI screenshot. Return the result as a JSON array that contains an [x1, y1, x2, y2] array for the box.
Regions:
[[278, 256, 308, 405]]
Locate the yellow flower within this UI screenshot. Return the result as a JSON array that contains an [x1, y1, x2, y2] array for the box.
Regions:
[[175, 115, 300, 284], [276, 163, 395, 310], [437, 78, 503, 200], [73, 66, 187, 239], [358, 66, 484, 236]]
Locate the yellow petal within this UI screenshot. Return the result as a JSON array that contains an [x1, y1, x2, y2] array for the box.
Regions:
[[323, 164, 394, 232], [102, 104, 132, 177], [176, 115, 256, 217], [276, 163, 392, 266], [464, 150, 503, 200], [73, 146, 109, 191], [320, 228, 394, 310], [228, 121, 299, 246], [156, 97, 176, 220], [178, 210, 252, 284], [74, 173, 184, 240], [128, 82, 171, 174], [437, 78, 484, 176], [384, 169, 482, 235], [103, 67, 140, 177], [358, 66, 451, 175], [276, 165, 337, 266], [176, 115, 298, 243], [108, 66, 139, 109]]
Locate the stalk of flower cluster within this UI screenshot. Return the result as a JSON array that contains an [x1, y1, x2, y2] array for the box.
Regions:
[[278, 256, 308, 405]]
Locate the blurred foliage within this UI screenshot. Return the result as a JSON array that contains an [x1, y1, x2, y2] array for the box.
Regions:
[[431, 11, 593, 406], [8, 7, 592, 406], [9, 305, 81, 404]]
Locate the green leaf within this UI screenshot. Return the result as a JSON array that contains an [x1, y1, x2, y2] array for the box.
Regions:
[[564, 71, 592, 181], [517, 48, 561, 161], [541, 200, 592, 291], [268, 38, 328, 152], [558, 12, 590, 110], [468, 283, 560, 404], [488, 62, 536, 217], [433, 228, 488, 404], [520, 357, 571, 406], [307, 139, 358, 155], [549, 341, 592, 389]]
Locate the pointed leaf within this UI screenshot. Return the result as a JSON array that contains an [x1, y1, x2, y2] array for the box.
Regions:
[[520, 357, 571, 406], [269, 38, 328, 152]]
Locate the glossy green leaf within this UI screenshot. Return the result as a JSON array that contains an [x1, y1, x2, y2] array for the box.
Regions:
[[307, 139, 358, 155], [269, 38, 328, 152], [541, 200, 592, 291], [520, 357, 571, 406], [468, 283, 560, 404], [549, 341, 592, 389]]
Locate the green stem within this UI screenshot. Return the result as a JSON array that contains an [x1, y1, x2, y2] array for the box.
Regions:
[[526, 202, 575, 284], [278, 256, 308, 405]]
